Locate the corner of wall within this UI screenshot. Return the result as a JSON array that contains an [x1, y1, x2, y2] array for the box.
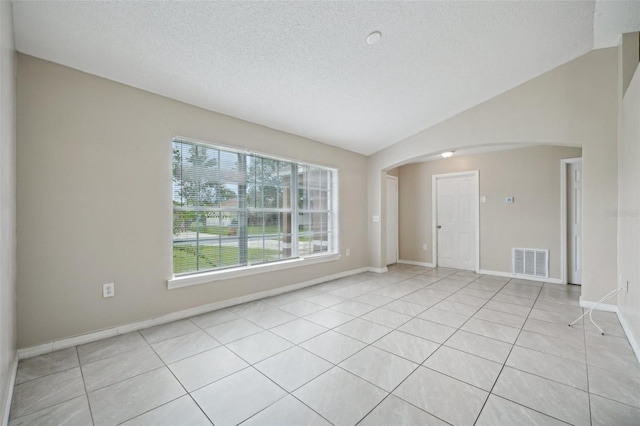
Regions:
[[0, 0, 18, 422]]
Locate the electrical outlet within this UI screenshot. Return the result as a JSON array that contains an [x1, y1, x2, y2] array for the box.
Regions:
[[346, 248, 351, 256], [422, 244, 428, 251], [103, 283, 115, 298]]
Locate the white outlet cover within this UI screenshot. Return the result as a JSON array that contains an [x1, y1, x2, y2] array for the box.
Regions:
[[506, 196, 514, 203], [480, 195, 487, 203], [103, 283, 115, 298], [422, 244, 428, 251]]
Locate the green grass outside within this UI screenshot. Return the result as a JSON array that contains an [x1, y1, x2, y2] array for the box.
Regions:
[[173, 244, 281, 274]]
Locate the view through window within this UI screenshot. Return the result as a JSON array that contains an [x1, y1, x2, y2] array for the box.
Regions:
[[172, 138, 337, 275]]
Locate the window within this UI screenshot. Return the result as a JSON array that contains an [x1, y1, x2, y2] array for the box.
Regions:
[[172, 138, 337, 276]]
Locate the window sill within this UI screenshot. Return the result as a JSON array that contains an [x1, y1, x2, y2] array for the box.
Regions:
[[167, 253, 341, 290]]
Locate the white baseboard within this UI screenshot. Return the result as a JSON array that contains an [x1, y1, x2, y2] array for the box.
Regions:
[[477, 269, 563, 285], [579, 297, 618, 313], [2, 354, 18, 426], [368, 267, 388, 273], [398, 259, 435, 268], [17, 267, 370, 360], [578, 297, 639, 363], [617, 309, 640, 364]]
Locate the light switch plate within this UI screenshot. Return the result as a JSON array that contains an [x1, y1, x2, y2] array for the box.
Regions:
[[506, 196, 514, 204]]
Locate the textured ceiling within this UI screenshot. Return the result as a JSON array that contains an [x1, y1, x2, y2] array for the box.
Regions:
[[12, 1, 640, 155]]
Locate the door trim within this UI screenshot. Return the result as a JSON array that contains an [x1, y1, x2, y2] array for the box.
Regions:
[[386, 175, 399, 265], [432, 170, 480, 272], [560, 157, 583, 285]]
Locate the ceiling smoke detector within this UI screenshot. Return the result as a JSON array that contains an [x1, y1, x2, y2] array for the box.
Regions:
[[367, 31, 382, 45]]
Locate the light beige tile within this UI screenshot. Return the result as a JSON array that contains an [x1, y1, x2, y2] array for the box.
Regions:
[[492, 367, 590, 425], [151, 330, 220, 364], [245, 308, 297, 329], [461, 318, 520, 344], [331, 300, 377, 316], [168, 346, 248, 391], [394, 367, 488, 426], [294, 368, 387, 426], [473, 307, 526, 328], [476, 395, 567, 426], [354, 293, 394, 307], [16, 348, 79, 385], [226, 330, 293, 364], [445, 330, 512, 363], [254, 346, 332, 391], [424, 346, 501, 391], [189, 309, 239, 329], [121, 395, 211, 426], [373, 330, 440, 363], [78, 332, 147, 365], [419, 308, 470, 328], [398, 318, 456, 343], [334, 318, 392, 344], [192, 368, 287, 426], [433, 299, 479, 316], [10, 368, 85, 419], [9, 395, 91, 426], [242, 395, 331, 426], [300, 330, 366, 364], [588, 365, 640, 408], [305, 308, 355, 328], [483, 300, 530, 317], [82, 345, 163, 391], [516, 330, 585, 363], [383, 300, 428, 316], [360, 395, 447, 426], [506, 345, 587, 390], [279, 300, 325, 317], [88, 368, 185, 426], [270, 318, 328, 344], [590, 394, 640, 426], [340, 346, 417, 391], [204, 318, 262, 344], [140, 319, 199, 344]]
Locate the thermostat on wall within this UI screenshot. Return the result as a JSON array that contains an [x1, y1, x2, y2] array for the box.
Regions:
[[506, 196, 514, 203]]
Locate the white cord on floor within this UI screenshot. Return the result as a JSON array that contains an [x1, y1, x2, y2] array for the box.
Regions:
[[568, 286, 625, 335]]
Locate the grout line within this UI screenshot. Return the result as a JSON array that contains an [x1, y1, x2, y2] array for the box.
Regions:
[[471, 278, 540, 425], [75, 347, 96, 426]]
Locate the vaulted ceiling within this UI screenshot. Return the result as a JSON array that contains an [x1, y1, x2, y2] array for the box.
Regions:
[[12, 1, 640, 155]]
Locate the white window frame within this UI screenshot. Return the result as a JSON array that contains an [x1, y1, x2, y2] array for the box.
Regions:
[[168, 137, 340, 289]]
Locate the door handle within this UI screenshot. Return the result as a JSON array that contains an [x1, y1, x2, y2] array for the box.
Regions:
[[437, 225, 442, 229]]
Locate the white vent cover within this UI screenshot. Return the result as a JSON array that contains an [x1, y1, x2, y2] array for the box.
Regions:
[[513, 248, 549, 279]]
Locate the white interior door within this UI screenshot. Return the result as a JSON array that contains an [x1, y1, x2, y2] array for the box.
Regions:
[[436, 174, 477, 271], [568, 162, 583, 284], [386, 176, 398, 265]]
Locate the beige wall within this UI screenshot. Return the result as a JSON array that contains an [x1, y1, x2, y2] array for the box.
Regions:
[[368, 48, 619, 303], [16, 55, 368, 348], [617, 46, 639, 354], [0, 0, 17, 420], [620, 32, 640, 98], [397, 146, 582, 279]]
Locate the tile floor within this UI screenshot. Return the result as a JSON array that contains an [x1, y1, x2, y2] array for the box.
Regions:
[[9, 265, 640, 426]]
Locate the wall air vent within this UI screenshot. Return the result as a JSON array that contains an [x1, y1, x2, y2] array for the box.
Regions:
[[513, 248, 548, 279]]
